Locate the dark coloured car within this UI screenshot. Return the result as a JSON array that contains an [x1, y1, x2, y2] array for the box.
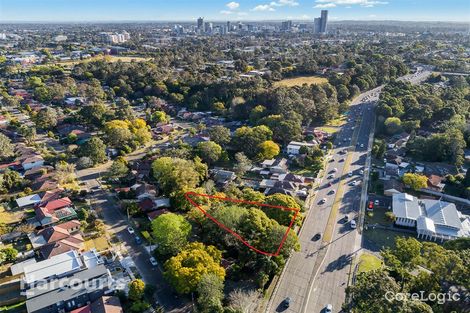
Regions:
[[282, 297, 291, 308], [312, 233, 322, 241], [135, 236, 142, 244]]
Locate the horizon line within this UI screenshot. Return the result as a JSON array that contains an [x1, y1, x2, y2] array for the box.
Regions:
[[0, 19, 469, 24]]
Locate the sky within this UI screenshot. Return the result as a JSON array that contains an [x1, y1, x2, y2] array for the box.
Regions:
[[0, 0, 469, 22]]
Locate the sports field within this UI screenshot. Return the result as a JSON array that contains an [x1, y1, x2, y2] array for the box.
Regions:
[[274, 75, 328, 87]]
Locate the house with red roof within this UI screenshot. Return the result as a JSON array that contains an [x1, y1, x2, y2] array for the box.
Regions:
[[29, 220, 84, 259], [35, 197, 77, 226]]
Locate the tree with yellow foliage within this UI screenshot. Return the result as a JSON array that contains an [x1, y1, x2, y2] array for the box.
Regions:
[[164, 242, 225, 294]]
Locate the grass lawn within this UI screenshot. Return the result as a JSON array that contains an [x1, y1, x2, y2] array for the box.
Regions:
[[357, 252, 382, 274], [84, 237, 109, 251], [273, 76, 328, 87], [363, 228, 415, 251], [365, 207, 393, 226], [291, 168, 318, 177], [0, 206, 22, 224], [55, 55, 151, 66]]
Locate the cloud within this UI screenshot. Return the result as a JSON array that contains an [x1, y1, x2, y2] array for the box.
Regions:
[[220, 10, 233, 15], [314, 3, 336, 8], [252, 0, 298, 12], [252, 4, 276, 11], [226, 2, 240, 10], [314, 0, 388, 7]]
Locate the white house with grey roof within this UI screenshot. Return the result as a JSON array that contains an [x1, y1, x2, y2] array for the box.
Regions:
[[392, 193, 470, 241]]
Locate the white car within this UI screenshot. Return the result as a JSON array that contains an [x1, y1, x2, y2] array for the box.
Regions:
[[348, 172, 353, 177], [350, 220, 357, 229], [127, 227, 135, 234], [149, 257, 158, 267], [374, 200, 380, 206], [359, 169, 364, 175], [325, 304, 333, 313], [360, 144, 364, 148], [332, 168, 338, 172]]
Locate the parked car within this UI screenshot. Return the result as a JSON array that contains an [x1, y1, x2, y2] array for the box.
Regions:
[[134, 236, 142, 244], [127, 227, 135, 234], [325, 304, 333, 313], [282, 297, 291, 308], [374, 199, 380, 206], [312, 232, 322, 241], [320, 198, 327, 204], [348, 172, 353, 177], [149, 257, 158, 266], [350, 220, 357, 229], [344, 215, 349, 222]]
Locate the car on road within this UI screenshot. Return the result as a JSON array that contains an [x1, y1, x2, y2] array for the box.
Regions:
[[327, 174, 335, 179], [348, 172, 353, 177], [325, 304, 333, 313], [329, 158, 335, 163], [319, 198, 327, 204], [312, 232, 322, 241], [134, 236, 142, 244], [368, 201, 374, 210], [360, 143, 364, 148], [282, 297, 291, 308], [339, 158, 345, 162], [332, 168, 338, 172], [350, 220, 357, 229], [127, 227, 135, 234], [374, 199, 380, 206], [149, 257, 158, 267], [329, 190, 335, 195], [359, 169, 364, 175]]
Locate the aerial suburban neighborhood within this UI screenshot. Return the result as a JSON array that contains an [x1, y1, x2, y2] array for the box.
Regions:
[[0, 1, 469, 313]]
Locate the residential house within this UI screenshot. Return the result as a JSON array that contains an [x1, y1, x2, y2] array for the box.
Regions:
[[260, 158, 288, 174], [427, 175, 446, 192], [35, 197, 77, 226], [286, 141, 317, 156], [212, 169, 236, 187], [31, 173, 59, 192], [29, 220, 84, 259], [22, 155, 45, 171], [23, 166, 54, 181], [24, 250, 112, 313], [131, 183, 157, 200], [16, 194, 42, 209], [392, 193, 470, 241], [70, 296, 123, 313]]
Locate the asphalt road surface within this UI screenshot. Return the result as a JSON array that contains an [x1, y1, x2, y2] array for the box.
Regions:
[[267, 69, 432, 313], [76, 168, 192, 312]]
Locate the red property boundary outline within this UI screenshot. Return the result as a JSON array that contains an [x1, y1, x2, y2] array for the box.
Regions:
[[184, 191, 300, 257]]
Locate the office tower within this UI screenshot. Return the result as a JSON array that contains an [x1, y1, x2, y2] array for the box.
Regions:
[[227, 21, 231, 32], [205, 22, 213, 33], [197, 17, 204, 31], [321, 10, 328, 33], [281, 20, 293, 31], [314, 18, 322, 33], [313, 10, 328, 34]]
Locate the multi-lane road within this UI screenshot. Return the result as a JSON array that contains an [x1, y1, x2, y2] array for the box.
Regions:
[[268, 68, 432, 313]]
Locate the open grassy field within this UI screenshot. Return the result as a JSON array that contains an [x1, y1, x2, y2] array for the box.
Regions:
[[56, 55, 151, 66], [357, 252, 382, 274], [273, 75, 328, 87]]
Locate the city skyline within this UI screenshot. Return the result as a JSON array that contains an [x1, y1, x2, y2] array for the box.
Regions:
[[1, 0, 469, 22]]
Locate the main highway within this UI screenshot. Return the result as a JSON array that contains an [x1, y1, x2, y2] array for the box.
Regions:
[[267, 68, 432, 313]]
